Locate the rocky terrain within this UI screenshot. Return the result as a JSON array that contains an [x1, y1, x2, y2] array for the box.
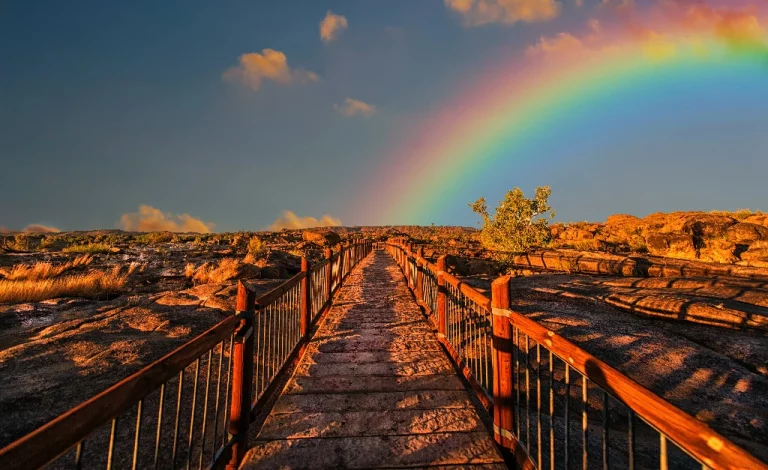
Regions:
[[1, 211, 767, 461]]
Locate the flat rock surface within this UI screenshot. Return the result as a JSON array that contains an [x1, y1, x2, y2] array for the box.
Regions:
[[240, 251, 504, 469]]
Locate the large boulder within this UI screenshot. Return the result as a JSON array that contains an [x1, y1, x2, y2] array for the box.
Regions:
[[725, 223, 768, 244], [744, 214, 768, 228], [301, 230, 341, 246], [682, 214, 738, 238], [646, 233, 696, 259], [559, 227, 595, 240], [698, 239, 737, 264]]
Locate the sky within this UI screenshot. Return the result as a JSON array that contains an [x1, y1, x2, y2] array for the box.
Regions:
[[1, 0, 767, 232]]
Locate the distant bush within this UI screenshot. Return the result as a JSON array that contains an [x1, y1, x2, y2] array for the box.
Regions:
[[245, 237, 268, 262], [63, 243, 112, 254], [470, 186, 555, 257], [186, 258, 242, 285], [134, 232, 175, 245]]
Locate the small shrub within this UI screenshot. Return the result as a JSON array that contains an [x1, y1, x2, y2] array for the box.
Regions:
[[470, 186, 555, 258], [186, 258, 242, 285], [246, 237, 268, 260]]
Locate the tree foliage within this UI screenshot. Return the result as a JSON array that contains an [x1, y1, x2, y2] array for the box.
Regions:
[[470, 186, 555, 255]]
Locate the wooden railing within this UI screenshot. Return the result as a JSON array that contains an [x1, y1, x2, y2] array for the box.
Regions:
[[0, 240, 373, 470], [385, 240, 767, 470]]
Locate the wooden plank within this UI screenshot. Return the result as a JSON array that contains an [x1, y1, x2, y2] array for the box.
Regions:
[[0, 315, 239, 470]]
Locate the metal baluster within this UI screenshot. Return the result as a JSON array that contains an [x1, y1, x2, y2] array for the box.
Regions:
[[172, 370, 184, 469], [628, 409, 635, 470], [602, 391, 609, 470], [106, 417, 118, 470], [549, 351, 555, 470], [583, 375, 589, 470], [132, 400, 143, 470], [222, 336, 234, 448], [153, 383, 166, 469], [260, 307, 267, 397], [198, 350, 213, 469], [210, 342, 224, 464], [74, 441, 84, 470], [186, 359, 201, 470], [537, 343, 542, 469], [515, 328, 521, 439], [525, 335, 530, 448], [565, 364, 570, 470], [254, 307, 261, 399]]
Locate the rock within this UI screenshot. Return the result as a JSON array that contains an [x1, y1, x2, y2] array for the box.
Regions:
[[302, 231, 341, 246], [559, 228, 595, 240], [646, 233, 696, 259], [606, 214, 642, 227], [682, 214, 737, 238], [698, 239, 737, 264], [549, 224, 566, 239], [465, 259, 502, 276], [744, 214, 768, 227], [258, 251, 302, 276], [444, 255, 467, 276], [725, 223, 768, 244]]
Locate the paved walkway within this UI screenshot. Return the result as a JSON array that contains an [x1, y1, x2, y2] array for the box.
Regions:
[[240, 250, 505, 469]]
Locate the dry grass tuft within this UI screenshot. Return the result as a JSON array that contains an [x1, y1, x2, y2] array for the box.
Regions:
[[0, 265, 132, 303], [0, 254, 94, 281], [186, 258, 242, 285]]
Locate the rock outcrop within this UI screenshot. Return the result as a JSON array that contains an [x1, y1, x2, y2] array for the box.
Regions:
[[550, 211, 768, 266]]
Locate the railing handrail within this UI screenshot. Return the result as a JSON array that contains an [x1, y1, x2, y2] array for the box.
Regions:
[[0, 314, 240, 470], [0, 239, 374, 470], [494, 297, 766, 470], [385, 239, 768, 470]]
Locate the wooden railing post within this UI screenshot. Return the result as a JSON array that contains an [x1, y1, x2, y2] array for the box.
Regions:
[[324, 247, 332, 305], [437, 255, 448, 337], [338, 243, 346, 283], [227, 281, 256, 470], [415, 247, 424, 301], [300, 257, 311, 339], [491, 275, 515, 450]]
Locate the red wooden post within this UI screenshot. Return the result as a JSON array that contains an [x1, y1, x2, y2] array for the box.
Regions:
[[300, 257, 311, 339], [227, 281, 256, 470], [337, 243, 345, 288], [491, 275, 515, 449], [437, 255, 448, 337], [415, 247, 425, 301], [324, 247, 332, 306]]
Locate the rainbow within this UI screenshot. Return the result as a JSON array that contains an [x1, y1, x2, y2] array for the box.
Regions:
[[352, 8, 768, 225]]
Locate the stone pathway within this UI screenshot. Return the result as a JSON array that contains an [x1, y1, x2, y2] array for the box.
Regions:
[[240, 250, 505, 469]]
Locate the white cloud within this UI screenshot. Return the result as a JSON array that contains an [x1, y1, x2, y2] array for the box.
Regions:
[[119, 205, 215, 233], [334, 98, 376, 117], [445, 0, 560, 26], [320, 11, 348, 44], [269, 211, 342, 231], [222, 49, 318, 92]]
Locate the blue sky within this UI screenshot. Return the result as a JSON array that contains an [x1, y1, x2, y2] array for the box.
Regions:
[[1, 0, 767, 232]]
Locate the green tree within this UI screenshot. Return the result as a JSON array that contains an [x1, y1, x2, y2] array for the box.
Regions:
[[470, 186, 555, 255]]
